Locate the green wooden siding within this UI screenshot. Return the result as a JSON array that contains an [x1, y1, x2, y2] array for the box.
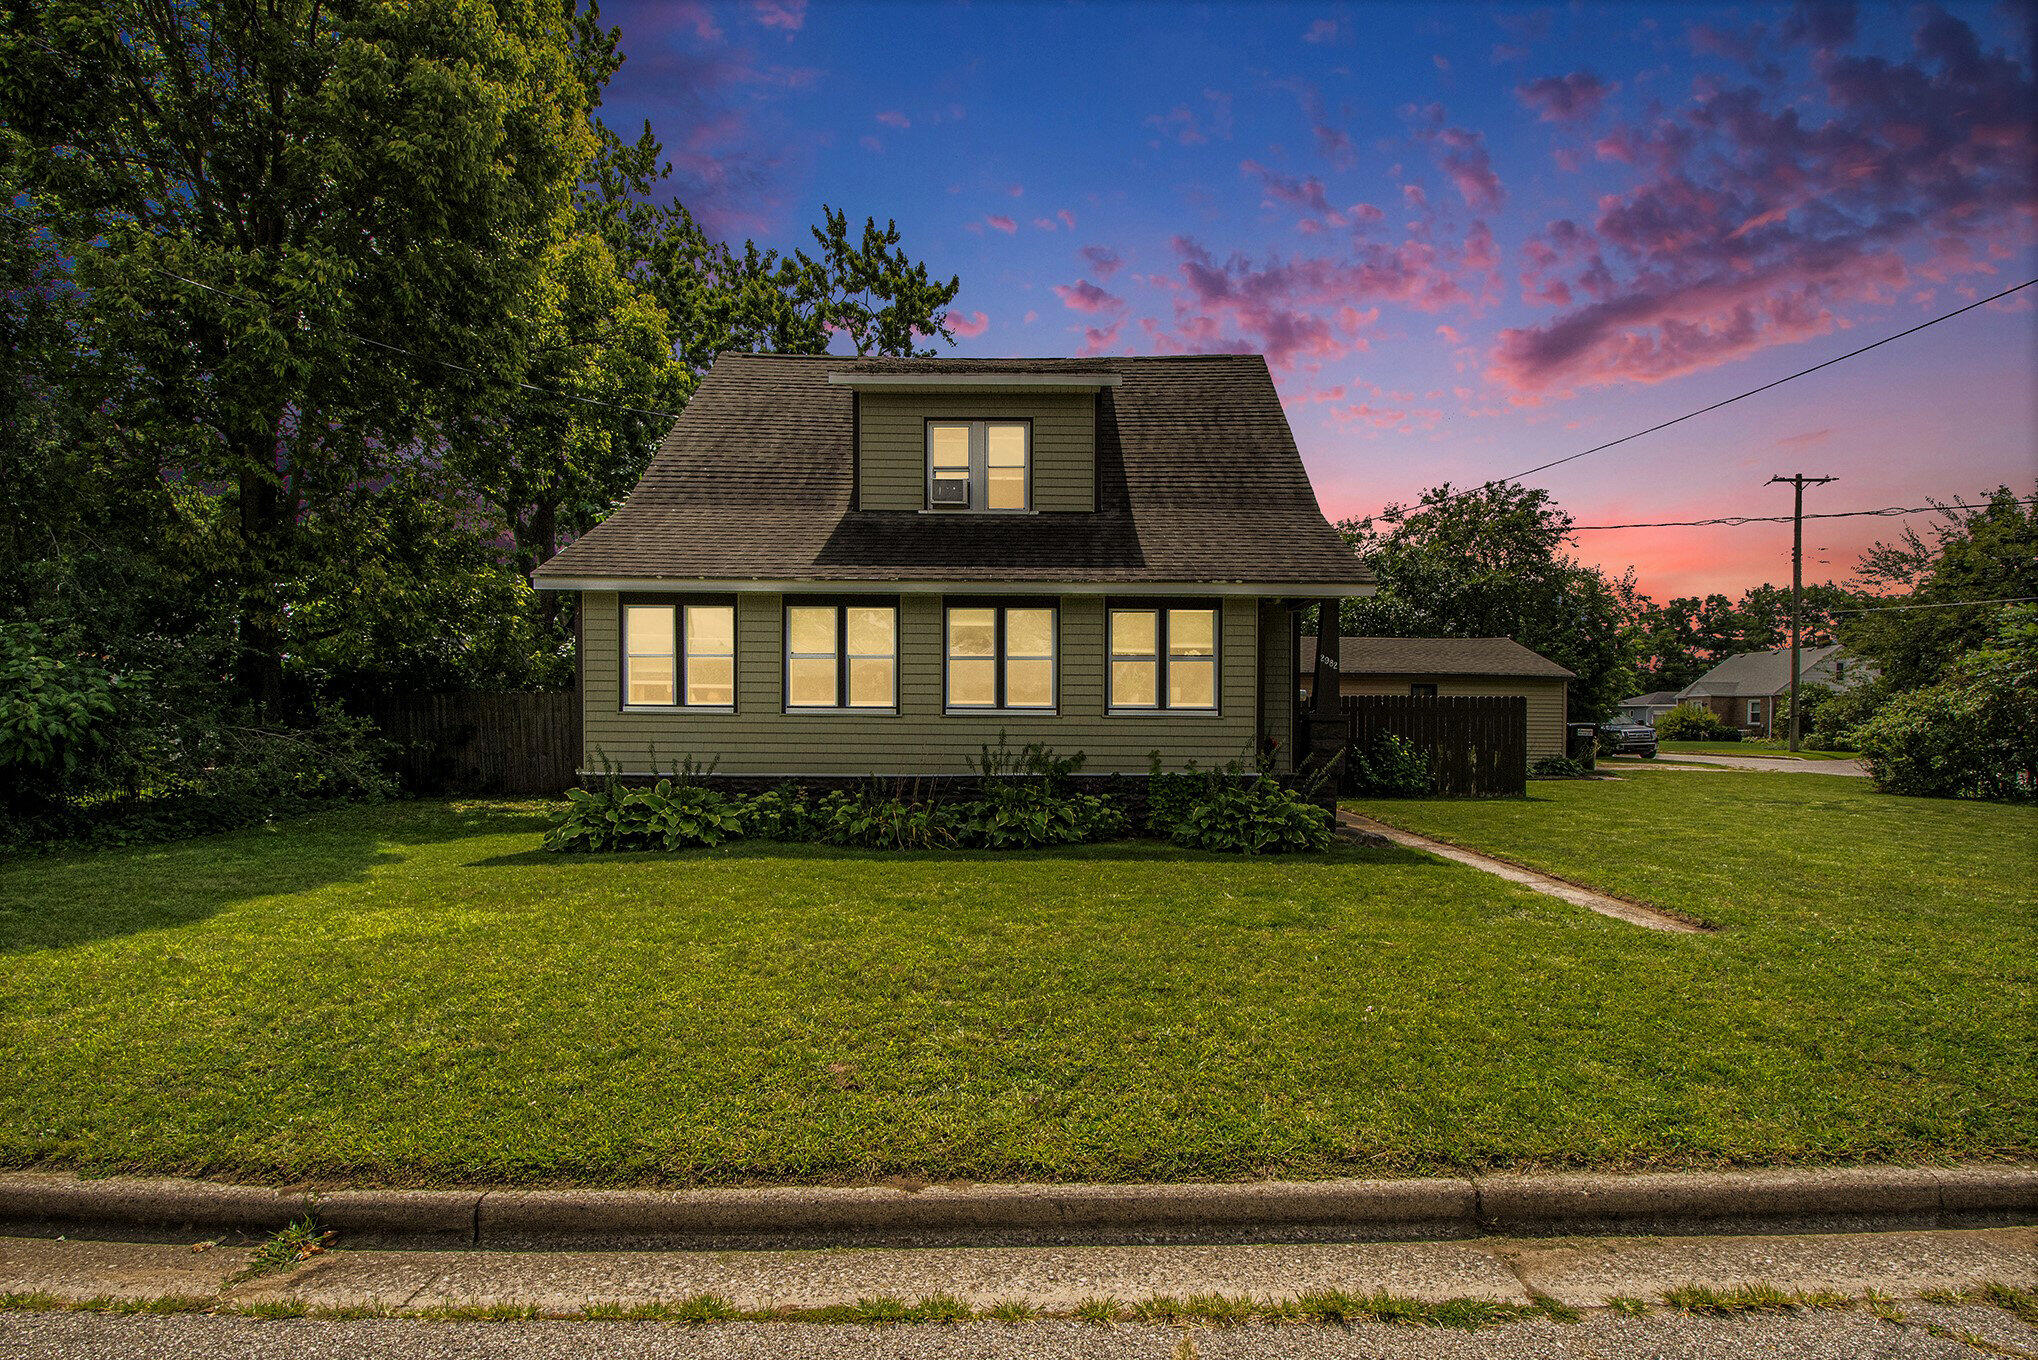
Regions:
[[581, 591, 1262, 775], [1256, 599, 1297, 773], [856, 391, 1096, 512]]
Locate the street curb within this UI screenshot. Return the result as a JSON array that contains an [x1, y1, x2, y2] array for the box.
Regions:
[[0, 1166, 2030, 1251]]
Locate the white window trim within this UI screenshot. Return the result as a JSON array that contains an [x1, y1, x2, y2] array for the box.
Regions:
[[924, 419, 1032, 512]]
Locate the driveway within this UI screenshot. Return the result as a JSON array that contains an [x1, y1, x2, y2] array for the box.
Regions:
[[1616, 753, 1871, 777]]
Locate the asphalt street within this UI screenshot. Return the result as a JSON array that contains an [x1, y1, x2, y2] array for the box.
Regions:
[[4, 1306, 2035, 1359]]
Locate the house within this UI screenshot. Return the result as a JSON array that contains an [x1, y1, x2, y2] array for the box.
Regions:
[[1298, 636, 1574, 760], [530, 353, 1374, 779], [1617, 690, 1683, 726], [1674, 645, 1876, 736]]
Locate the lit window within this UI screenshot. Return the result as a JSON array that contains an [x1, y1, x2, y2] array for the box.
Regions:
[[945, 604, 1056, 710], [1108, 605, 1218, 711], [624, 602, 736, 709], [786, 602, 898, 710], [925, 420, 1029, 510]]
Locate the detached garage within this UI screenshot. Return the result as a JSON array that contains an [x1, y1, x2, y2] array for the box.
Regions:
[[1299, 636, 1575, 761]]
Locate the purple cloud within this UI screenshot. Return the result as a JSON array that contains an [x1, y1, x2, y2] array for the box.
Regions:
[[1517, 71, 1613, 122]]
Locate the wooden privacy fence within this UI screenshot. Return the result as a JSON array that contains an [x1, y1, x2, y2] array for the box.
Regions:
[[1342, 694, 1528, 797], [365, 692, 579, 795]]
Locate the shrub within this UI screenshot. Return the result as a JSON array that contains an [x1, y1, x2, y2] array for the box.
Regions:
[[1346, 733, 1432, 796], [1854, 606, 2037, 802], [0, 623, 117, 812], [737, 783, 816, 841], [1654, 704, 1741, 742], [1161, 775, 1332, 854], [959, 780, 1128, 849], [1531, 755, 1589, 778], [542, 776, 744, 852], [808, 786, 962, 850]]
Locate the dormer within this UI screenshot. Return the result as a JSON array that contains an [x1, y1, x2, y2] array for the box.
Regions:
[[827, 368, 1121, 514]]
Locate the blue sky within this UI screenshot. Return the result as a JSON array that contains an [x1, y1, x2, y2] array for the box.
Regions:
[[596, 0, 2037, 597]]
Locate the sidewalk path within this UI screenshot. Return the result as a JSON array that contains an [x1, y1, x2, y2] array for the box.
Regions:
[[2, 1227, 2033, 1358], [1337, 812, 1703, 933]]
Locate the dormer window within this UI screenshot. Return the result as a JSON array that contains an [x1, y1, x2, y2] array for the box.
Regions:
[[925, 420, 1030, 511]]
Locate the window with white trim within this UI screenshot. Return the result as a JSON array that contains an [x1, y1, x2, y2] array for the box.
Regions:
[[925, 420, 1030, 511], [945, 604, 1056, 711], [1107, 605, 1218, 711], [785, 602, 897, 711], [622, 600, 736, 709], [1747, 698, 1764, 726]]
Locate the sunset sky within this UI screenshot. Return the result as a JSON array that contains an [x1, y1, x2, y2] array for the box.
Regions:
[[595, 0, 2037, 601]]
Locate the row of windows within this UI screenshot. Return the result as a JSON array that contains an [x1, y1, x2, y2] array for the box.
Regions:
[[621, 601, 1219, 714]]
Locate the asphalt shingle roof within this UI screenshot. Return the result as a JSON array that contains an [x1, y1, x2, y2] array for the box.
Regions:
[[1678, 645, 1841, 698], [533, 352, 1371, 588], [1300, 636, 1575, 679]]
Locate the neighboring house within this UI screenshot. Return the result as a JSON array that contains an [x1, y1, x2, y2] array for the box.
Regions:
[[1618, 690, 1683, 726], [1298, 636, 1574, 760], [530, 353, 1374, 777], [1674, 645, 1877, 737]]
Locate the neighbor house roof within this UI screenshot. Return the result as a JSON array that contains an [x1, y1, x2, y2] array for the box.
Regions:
[[1621, 690, 1683, 706], [533, 352, 1372, 591], [1677, 645, 1841, 698], [1299, 636, 1575, 680]]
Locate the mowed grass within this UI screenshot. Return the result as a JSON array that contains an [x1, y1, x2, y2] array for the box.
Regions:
[[1, 776, 2031, 1188]]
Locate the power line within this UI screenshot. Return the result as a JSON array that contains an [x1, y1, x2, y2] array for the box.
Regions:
[[1566, 495, 2038, 532], [1830, 596, 2037, 615], [1410, 276, 2036, 514], [153, 267, 689, 421]]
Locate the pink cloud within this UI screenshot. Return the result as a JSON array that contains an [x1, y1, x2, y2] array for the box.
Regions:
[[859, 134, 882, 153], [1144, 90, 1234, 147], [749, 0, 806, 32], [1241, 159, 1332, 216], [1023, 309, 1039, 324], [985, 214, 1017, 234], [1078, 320, 1126, 356], [1517, 71, 1614, 122], [1053, 279, 1126, 314], [1005, 182, 1024, 198], [1304, 19, 1339, 44], [875, 109, 910, 129], [1079, 245, 1123, 279], [1491, 7, 2036, 396], [1058, 209, 1077, 230], [947, 310, 990, 338], [1032, 217, 1056, 231]]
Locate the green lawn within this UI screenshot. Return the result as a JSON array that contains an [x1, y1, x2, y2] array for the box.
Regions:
[[1655, 740, 1857, 759], [1, 780, 2031, 1189]]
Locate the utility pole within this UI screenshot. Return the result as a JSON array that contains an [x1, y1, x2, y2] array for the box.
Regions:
[[1768, 473, 1836, 751]]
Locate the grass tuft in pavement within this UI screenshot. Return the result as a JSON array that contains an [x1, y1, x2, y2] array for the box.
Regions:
[[1661, 1282, 1850, 1315]]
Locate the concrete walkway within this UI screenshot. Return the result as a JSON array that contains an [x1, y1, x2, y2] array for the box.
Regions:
[[2, 1225, 2031, 1315], [1337, 812, 1703, 933]]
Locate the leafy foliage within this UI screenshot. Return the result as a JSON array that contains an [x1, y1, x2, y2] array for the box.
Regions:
[[1654, 705, 1742, 742], [0, 624, 116, 787], [1844, 488, 2038, 690], [1531, 755, 1590, 778], [1154, 777, 1333, 854], [1631, 582, 1870, 692], [1345, 733, 1433, 796], [543, 776, 745, 853], [1335, 483, 1641, 721], [1854, 606, 2038, 802]]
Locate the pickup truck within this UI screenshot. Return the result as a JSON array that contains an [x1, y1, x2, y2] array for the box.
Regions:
[[1598, 721, 1659, 757]]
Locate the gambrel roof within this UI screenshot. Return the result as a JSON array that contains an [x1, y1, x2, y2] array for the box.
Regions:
[[533, 352, 1371, 591]]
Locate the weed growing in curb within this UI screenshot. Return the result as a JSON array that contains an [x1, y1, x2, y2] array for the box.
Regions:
[[229, 1216, 333, 1285], [985, 1299, 1040, 1323], [1605, 1296, 1651, 1316], [1662, 1283, 1849, 1315], [1073, 1295, 1123, 1323]]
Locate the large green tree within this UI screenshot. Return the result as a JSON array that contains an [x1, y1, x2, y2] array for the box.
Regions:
[[1843, 487, 2038, 690], [3, 0, 599, 711], [1632, 581, 1866, 690], [1335, 483, 1643, 720]]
